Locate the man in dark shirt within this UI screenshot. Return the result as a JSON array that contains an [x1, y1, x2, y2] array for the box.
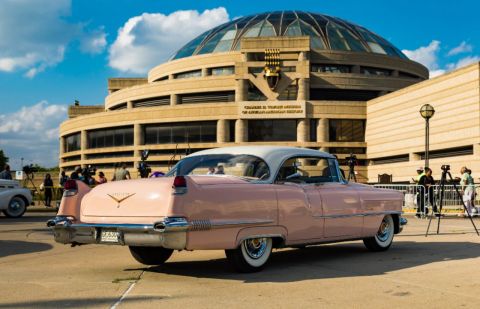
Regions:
[[419, 167, 438, 215], [0, 164, 12, 180]]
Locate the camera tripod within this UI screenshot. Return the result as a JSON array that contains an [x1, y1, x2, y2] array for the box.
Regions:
[[425, 167, 479, 236]]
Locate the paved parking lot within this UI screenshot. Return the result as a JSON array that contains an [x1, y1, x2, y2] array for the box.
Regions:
[[1, 211, 479, 308]]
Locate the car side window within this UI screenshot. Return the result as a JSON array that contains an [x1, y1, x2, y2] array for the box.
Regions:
[[276, 156, 340, 184]]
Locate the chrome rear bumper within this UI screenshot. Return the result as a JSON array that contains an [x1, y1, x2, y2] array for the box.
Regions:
[[47, 216, 188, 249]]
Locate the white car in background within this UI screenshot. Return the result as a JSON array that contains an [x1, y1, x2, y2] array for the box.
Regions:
[[0, 179, 33, 218]]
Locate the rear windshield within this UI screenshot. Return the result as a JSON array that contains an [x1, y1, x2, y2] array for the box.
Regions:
[[166, 154, 270, 181]]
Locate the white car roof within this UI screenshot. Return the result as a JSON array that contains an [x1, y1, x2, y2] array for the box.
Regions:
[[187, 146, 335, 182]]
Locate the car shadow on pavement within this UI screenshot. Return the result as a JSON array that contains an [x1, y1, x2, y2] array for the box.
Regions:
[[0, 240, 53, 258], [0, 215, 52, 224], [0, 296, 166, 308], [139, 240, 480, 282]]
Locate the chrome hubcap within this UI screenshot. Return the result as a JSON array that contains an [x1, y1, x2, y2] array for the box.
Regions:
[[243, 238, 268, 259], [377, 218, 391, 242]]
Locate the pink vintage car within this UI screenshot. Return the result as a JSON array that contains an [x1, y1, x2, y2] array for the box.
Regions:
[[48, 146, 406, 272]]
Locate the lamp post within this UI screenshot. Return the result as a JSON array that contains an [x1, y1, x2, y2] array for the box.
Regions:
[[420, 104, 435, 168]]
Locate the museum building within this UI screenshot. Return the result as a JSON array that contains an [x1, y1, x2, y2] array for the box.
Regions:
[[59, 10, 440, 182]]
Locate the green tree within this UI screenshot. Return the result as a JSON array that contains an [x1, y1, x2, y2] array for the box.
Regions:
[[0, 149, 8, 168]]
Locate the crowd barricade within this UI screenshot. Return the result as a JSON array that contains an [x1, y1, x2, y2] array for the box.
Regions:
[[373, 184, 427, 216], [373, 184, 480, 216]]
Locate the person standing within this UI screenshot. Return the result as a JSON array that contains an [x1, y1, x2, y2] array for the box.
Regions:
[[96, 171, 108, 184], [460, 167, 475, 216], [0, 164, 12, 180], [43, 174, 54, 207], [59, 171, 68, 187], [113, 163, 131, 181], [419, 167, 437, 215], [415, 167, 425, 218]]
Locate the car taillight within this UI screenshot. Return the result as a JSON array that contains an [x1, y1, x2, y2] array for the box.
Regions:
[[172, 176, 187, 195], [63, 180, 78, 197]]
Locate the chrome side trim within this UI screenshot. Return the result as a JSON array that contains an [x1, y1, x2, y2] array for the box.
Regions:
[[210, 219, 274, 229], [313, 210, 402, 219]]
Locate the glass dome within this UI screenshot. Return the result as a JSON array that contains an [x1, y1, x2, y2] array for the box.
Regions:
[[171, 11, 407, 60]]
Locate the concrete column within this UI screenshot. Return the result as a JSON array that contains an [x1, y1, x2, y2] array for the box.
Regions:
[[297, 78, 309, 101], [352, 65, 361, 74], [235, 119, 247, 143], [133, 124, 143, 169], [168, 74, 174, 80], [171, 94, 179, 106], [134, 123, 143, 146], [217, 119, 229, 143], [127, 101, 133, 109], [317, 118, 328, 142], [298, 51, 307, 61], [297, 119, 309, 142], [80, 130, 88, 168], [235, 79, 247, 102], [59, 136, 65, 156], [202, 67, 209, 77], [317, 118, 329, 152]]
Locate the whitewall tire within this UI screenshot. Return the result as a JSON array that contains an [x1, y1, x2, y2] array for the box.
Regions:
[[363, 215, 394, 252], [225, 237, 273, 272]]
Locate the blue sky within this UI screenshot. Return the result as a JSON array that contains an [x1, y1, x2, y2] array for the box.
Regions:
[[0, 0, 479, 168]]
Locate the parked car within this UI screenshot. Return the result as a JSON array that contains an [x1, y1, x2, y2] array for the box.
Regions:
[[0, 179, 33, 218], [47, 146, 406, 272]]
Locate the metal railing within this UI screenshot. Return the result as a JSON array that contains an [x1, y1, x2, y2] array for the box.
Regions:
[[373, 184, 480, 216]]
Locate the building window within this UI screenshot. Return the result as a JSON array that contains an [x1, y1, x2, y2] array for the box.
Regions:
[[398, 71, 420, 79], [310, 119, 318, 142], [417, 145, 473, 160], [209, 66, 234, 76], [229, 120, 236, 142], [278, 83, 298, 101], [87, 126, 134, 149], [179, 91, 235, 104], [109, 103, 127, 111], [64, 133, 81, 152], [144, 121, 217, 144], [248, 120, 297, 142], [248, 82, 267, 101], [133, 96, 170, 108], [174, 70, 202, 79], [360, 66, 392, 76], [371, 154, 409, 165], [311, 64, 352, 73], [329, 147, 366, 154], [310, 89, 380, 101], [329, 119, 365, 142]]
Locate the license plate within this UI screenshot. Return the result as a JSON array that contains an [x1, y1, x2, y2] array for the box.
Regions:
[[100, 230, 119, 243]]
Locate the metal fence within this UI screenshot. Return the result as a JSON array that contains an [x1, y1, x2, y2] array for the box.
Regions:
[[373, 184, 480, 216]]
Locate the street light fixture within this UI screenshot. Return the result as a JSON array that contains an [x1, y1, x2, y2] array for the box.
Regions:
[[420, 104, 435, 168]]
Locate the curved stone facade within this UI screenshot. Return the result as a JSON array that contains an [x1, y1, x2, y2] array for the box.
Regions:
[[59, 32, 428, 182]]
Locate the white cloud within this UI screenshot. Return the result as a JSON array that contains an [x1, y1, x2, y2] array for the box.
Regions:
[[446, 55, 480, 70], [402, 40, 441, 71], [447, 41, 473, 56], [80, 27, 108, 54], [0, 0, 107, 77], [108, 7, 229, 74], [403, 40, 479, 78], [0, 101, 68, 168]]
